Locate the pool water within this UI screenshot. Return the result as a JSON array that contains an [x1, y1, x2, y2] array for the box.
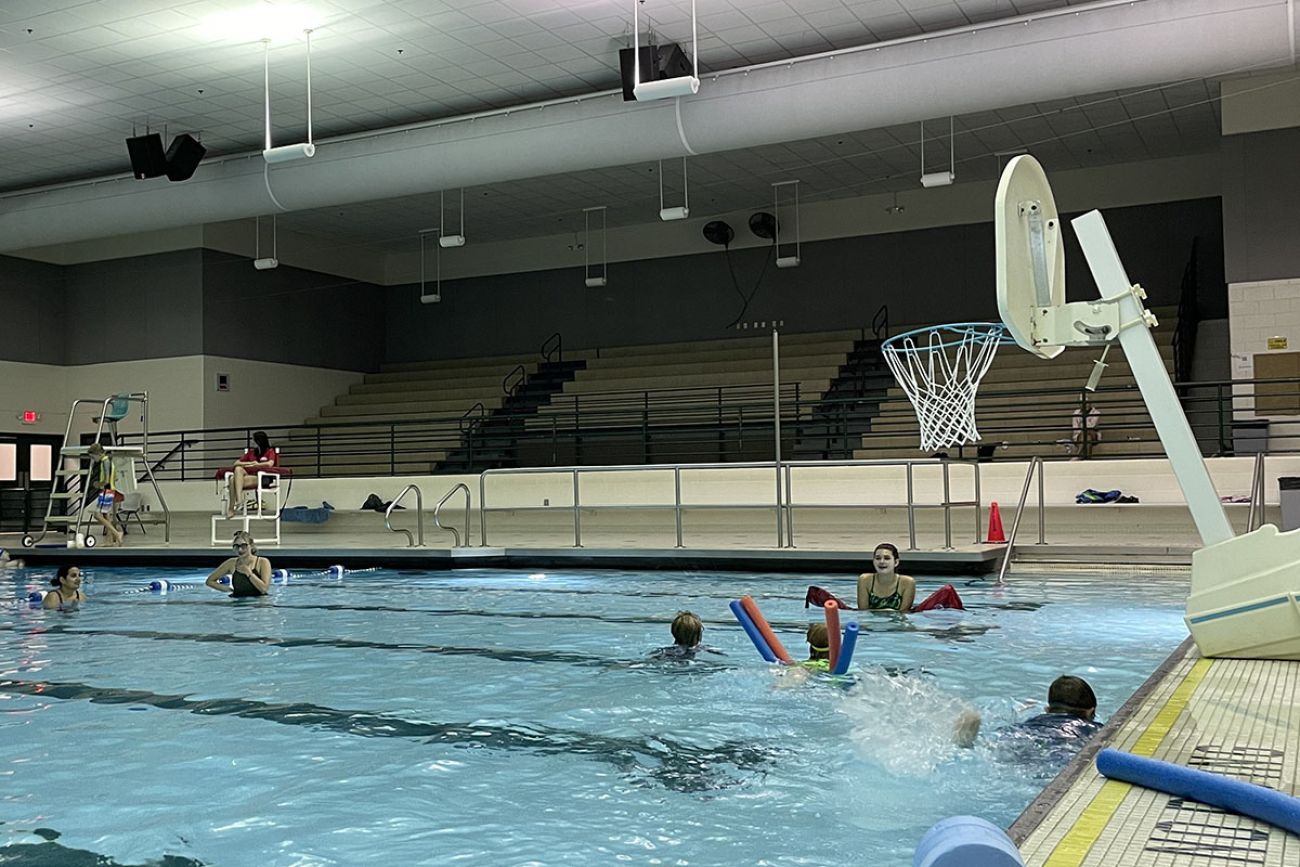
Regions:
[[0, 566, 1188, 866]]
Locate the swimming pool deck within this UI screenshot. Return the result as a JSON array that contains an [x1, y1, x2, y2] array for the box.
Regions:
[[1013, 638, 1300, 866]]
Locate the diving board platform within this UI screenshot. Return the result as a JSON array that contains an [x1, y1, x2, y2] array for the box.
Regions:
[[1013, 639, 1299, 866]]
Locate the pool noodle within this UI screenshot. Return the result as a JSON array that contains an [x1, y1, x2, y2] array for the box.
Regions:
[[739, 595, 794, 663], [729, 600, 777, 663], [831, 622, 859, 676], [1096, 748, 1300, 835], [824, 600, 842, 670]]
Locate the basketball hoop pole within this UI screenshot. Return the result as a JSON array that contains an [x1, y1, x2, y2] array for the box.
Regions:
[[772, 326, 785, 549], [1072, 210, 1233, 547]]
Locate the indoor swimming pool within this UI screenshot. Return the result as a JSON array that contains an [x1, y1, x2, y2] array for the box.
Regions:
[[1, 566, 1189, 866]]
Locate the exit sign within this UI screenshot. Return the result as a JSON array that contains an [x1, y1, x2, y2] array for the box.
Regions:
[[20, 411, 39, 425]]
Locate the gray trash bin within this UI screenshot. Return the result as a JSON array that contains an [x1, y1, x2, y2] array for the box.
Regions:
[[1281, 477, 1300, 532]]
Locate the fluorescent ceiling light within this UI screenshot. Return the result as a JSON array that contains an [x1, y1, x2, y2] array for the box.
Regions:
[[203, 6, 321, 42]]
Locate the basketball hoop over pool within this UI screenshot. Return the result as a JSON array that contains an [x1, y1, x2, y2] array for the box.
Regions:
[[882, 322, 1010, 451]]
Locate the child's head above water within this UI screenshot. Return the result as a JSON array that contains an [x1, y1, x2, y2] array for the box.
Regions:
[[805, 623, 830, 660], [670, 611, 702, 647]]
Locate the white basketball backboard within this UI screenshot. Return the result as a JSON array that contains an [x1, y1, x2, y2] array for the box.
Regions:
[[995, 155, 1065, 360]]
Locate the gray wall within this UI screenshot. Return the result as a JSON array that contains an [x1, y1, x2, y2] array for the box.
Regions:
[[1222, 127, 1300, 284], [386, 197, 1225, 362], [63, 250, 203, 364], [201, 250, 384, 372], [0, 254, 65, 364]]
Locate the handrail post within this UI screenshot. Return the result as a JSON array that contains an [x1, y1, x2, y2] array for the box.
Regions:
[[1036, 456, 1046, 544], [942, 460, 952, 550], [973, 463, 982, 544], [479, 472, 489, 546], [784, 462, 795, 548], [572, 468, 582, 548], [772, 328, 784, 548], [906, 462, 917, 550], [998, 457, 1044, 584], [674, 466, 684, 548]]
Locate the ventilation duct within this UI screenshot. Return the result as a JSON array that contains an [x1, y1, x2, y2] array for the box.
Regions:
[[0, 0, 1291, 252]]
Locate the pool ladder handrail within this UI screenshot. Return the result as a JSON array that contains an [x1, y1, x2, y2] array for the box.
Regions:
[[385, 484, 424, 547], [433, 483, 472, 547], [1245, 451, 1266, 532], [996, 456, 1046, 585]]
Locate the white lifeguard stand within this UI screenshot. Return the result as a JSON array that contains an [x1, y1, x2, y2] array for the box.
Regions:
[[212, 469, 283, 546], [994, 155, 1300, 660]]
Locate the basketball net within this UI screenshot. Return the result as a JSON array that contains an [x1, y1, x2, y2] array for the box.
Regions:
[[882, 323, 1007, 451]]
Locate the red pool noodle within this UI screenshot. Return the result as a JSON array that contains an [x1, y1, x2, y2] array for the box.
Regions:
[[740, 595, 793, 663], [824, 600, 842, 669]]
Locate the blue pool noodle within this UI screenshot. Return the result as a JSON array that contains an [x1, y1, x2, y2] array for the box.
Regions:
[[729, 599, 776, 663], [913, 816, 1023, 867], [1096, 748, 1300, 835], [831, 622, 859, 675]]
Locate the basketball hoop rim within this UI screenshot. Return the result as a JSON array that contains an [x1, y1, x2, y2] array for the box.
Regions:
[[881, 321, 1013, 353]]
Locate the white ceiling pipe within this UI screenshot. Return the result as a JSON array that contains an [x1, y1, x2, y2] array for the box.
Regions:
[[0, 0, 1289, 252]]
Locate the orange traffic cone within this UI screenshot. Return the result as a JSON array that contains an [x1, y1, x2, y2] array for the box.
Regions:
[[986, 501, 1007, 543]]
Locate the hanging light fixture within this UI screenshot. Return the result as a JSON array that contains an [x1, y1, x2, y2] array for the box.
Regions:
[[439, 189, 466, 247], [253, 214, 279, 269], [658, 158, 689, 220], [772, 180, 801, 268], [632, 0, 700, 100], [583, 206, 607, 287], [418, 228, 441, 304], [919, 116, 955, 187], [263, 31, 317, 163]]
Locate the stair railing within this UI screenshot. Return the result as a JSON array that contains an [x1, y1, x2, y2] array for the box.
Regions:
[[385, 484, 424, 547], [541, 331, 563, 363], [995, 456, 1046, 585], [433, 482, 472, 547], [871, 304, 890, 340], [503, 364, 527, 398]]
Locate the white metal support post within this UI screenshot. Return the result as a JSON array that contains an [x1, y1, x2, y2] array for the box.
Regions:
[[1072, 210, 1234, 546]]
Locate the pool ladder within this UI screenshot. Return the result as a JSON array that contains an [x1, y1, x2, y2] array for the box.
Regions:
[[384, 483, 472, 547]]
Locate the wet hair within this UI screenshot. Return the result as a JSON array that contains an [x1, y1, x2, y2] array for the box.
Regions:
[[670, 611, 702, 647], [806, 623, 830, 660], [53, 564, 77, 587], [232, 530, 257, 555], [1047, 675, 1097, 718], [86, 442, 106, 458], [873, 542, 900, 562], [252, 431, 272, 458]]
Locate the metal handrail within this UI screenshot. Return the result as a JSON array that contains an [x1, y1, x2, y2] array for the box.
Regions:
[[996, 456, 1046, 585], [458, 401, 486, 434], [433, 482, 471, 547], [385, 484, 424, 547], [503, 364, 527, 397], [541, 331, 563, 363], [479, 457, 980, 549], [1246, 451, 1266, 532], [871, 303, 889, 340]]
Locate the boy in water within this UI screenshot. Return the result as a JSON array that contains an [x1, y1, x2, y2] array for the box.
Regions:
[[650, 611, 722, 660]]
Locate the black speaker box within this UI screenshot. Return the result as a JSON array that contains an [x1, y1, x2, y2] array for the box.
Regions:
[[126, 133, 168, 179], [658, 43, 693, 79], [618, 46, 656, 101], [164, 133, 207, 182]]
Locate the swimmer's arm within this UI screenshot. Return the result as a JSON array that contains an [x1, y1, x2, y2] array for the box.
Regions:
[[247, 558, 273, 594], [953, 708, 982, 748], [856, 573, 871, 610], [205, 559, 235, 593], [899, 576, 917, 612]]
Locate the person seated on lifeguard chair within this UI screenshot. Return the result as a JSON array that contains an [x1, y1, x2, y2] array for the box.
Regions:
[[224, 431, 280, 518]]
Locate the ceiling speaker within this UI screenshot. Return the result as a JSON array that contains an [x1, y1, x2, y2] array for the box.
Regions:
[[125, 133, 167, 179], [164, 133, 207, 182], [703, 221, 735, 247]]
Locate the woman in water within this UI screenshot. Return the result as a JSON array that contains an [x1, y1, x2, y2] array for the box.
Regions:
[[857, 543, 916, 612], [43, 564, 87, 610], [205, 530, 273, 598]]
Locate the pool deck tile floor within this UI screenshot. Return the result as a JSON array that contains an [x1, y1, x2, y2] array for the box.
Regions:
[[1014, 639, 1299, 866]]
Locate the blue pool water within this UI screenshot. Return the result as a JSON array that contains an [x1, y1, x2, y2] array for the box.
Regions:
[[1, 566, 1188, 866]]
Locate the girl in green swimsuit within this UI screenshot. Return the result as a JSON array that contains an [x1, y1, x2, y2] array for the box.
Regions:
[[856, 543, 916, 612]]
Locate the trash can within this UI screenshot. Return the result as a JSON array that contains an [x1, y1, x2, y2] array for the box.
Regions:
[[1281, 478, 1300, 532], [1233, 419, 1270, 456]]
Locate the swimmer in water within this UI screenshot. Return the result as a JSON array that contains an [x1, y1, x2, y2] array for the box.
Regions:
[[994, 676, 1103, 763], [205, 530, 272, 597], [649, 611, 723, 660], [857, 543, 916, 612], [43, 564, 87, 610]]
